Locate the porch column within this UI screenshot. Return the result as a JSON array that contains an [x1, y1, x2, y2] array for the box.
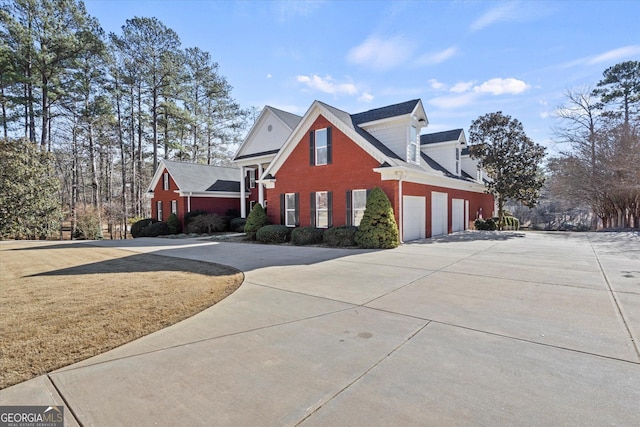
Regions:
[[240, 166, 246, 218], [258, 163, 264, 207]]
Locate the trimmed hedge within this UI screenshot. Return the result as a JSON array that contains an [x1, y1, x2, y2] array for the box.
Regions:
[[256, 224, 292, 243], [323, 225, 358, 247], [291, 227, 325, 246], [244, 204, 268, 240], [474, 218, 497, 231], [229, 217, 247, 233], [354, 187, 399, 249], [186, 213, 227, 233], [184, 210, 208, 227], [131, 218, 156, 238], [139, 221, 170, 237]]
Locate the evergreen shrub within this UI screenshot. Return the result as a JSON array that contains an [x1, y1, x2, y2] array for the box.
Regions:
[[186, 214, 227, 233], [140, 221, 170, 237], [244, 204, 268, 240], [291, 227, 324, 246], [256, 224, 291, 243], [131, 218, 156, 238], [230, 217, 247, 232], [323, 225, 358, 247], [354, 187, 399, 249], [474, 218, 497, 231], [166, 213, 180, 234]]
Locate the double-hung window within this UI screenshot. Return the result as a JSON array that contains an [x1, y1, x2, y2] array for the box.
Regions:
[[249, 169, 256, 188], [352, 190, 367, 226], [171, 200, 177, 215], [156, 201, 163, 221], [408, 125, 419, 164], [163, 172, 169, 190], [316, 191, 329, 228], [284, 193, 298, 227], [310, 127, 332, 165]]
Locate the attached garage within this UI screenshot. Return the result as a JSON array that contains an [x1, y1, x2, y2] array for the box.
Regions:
[[403, 196, 426, 241], [431, 192, 448, 236]]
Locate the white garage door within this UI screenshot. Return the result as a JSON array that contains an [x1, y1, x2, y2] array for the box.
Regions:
[[452, 198, 465, 232], [403, 196, 425, 242], [431, 192, 448, 237]]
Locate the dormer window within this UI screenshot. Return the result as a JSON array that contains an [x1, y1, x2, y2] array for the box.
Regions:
[[408, 125, 419, 164]]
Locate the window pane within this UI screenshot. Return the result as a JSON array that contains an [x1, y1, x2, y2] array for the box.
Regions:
[[410, 125, 417, 142], [286, 211, 296, 226], [317, 211, 328, 228], [409, 144, 417, 162], [315, 129, 327, 148], [354, 210, 365, 227], [316, 147, 327, 165], [316, 191, 328, 209], [286, 193, 295, 209], [353, 190, 367, 209]]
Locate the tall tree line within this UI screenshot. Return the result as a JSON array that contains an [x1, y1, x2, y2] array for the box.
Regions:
[[550, 61, 640, 229], [1, 0, 248, 238]]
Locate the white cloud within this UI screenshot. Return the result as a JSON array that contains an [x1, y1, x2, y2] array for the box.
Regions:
[[358, 91, 374, 103], [266, 73, 272, 79], [428, 78, 446, 90], [587, 45, 640, 65], [276, 0, 324, 22], [416, 46, 458, 66], [296, 74, 358, 96], [429, 92, 478, 109], [473, 78, 530, 95], [347, 35, 414, 70], [470, 2, 518, 31], [540, 111, 550, 119], [450, 81, 475, 93]]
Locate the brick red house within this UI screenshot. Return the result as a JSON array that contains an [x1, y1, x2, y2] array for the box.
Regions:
[[235, 99, 494, 241], [147, 160, 243, 228]]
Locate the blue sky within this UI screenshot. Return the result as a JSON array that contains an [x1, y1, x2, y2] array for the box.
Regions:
[[84, 0, 640, 154]]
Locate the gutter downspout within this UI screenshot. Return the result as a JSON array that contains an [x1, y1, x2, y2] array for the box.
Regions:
[[396, 171, 408, 243]]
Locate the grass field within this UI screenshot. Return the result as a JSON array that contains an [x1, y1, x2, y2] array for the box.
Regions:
[[0, 241, 243, 389]]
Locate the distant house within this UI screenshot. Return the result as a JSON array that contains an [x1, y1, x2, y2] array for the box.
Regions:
[[233, 99, 494, 241], [147, 160, 243, 228]]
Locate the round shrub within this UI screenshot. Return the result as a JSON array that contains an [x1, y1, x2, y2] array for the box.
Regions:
[[256, 224, 292, 244], [244, 204, 268, 240], [291, 227, 325, 246], [474, 218, 497, 231], [323, 225, 358, 247], [354, 187, 399, 249], [229, 217, 247, 232], [183, 210, 208, 227], [186, 213, 227, 234], [139, 221, 170, 237], [166, 213, 180, 234], [131, 218, 156, 238]]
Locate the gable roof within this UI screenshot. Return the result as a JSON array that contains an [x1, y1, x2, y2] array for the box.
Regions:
[[421, 129, 465, 145], [148, 160, 241, 194], [351, 99, 422, 125], [270, 106, 303, 130]]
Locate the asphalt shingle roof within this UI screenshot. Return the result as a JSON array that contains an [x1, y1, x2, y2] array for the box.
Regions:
[[421, 129, 464, 145], [162, 160, 241, 193], [351, 99, 420, 125]]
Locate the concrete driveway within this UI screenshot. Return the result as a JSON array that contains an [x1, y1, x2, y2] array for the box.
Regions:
[[1, 231, 639, 426]]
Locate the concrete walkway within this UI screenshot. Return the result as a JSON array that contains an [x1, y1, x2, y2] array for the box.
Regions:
[[1, 231, 639, 426]]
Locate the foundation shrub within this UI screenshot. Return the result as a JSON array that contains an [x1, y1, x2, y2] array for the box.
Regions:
[[166, 213, 180, 234], [354, 187, 399, 249], [229, 217, 247, 232], [256, 224, 291, 243], [131, 218, 157, 238], [291, 227, 325, 246], [323, 225, 358, 247], [244, 204, 268, 240], [186, 214, 227, 234], [139, 221, 170, 237]]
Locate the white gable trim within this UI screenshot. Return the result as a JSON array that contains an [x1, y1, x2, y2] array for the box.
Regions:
[[233, 106, 296, 160], [263, 101, 391, 178]]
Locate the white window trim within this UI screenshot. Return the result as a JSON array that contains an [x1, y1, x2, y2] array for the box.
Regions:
[[157, 201, 163, 221], [316, 191, 329, 228], [352, 189, 367, 227], [408, 125, 419, 164], [285, 193, 296, 227], [315, 128, 328, 166]]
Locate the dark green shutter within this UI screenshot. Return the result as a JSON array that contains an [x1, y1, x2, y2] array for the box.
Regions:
[[280, 193, 285, 225], [310, 192, 316, 227], [294, 193, 300, 227], [345, 190, 352, 226], [327, 191, 333, 227], [326, 127, 332, 164], [309, 131, 315, 165]]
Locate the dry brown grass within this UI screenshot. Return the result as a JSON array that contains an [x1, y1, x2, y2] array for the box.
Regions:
[[0, 241, 243, 389]]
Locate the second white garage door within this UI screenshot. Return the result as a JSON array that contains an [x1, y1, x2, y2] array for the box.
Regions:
[[403, 196, 425, 241], [431, 192, 448, 236], [452, 198, 465, 232]]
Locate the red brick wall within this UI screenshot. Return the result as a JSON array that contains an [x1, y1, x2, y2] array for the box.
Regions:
[[266, 115, 397, 227]]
